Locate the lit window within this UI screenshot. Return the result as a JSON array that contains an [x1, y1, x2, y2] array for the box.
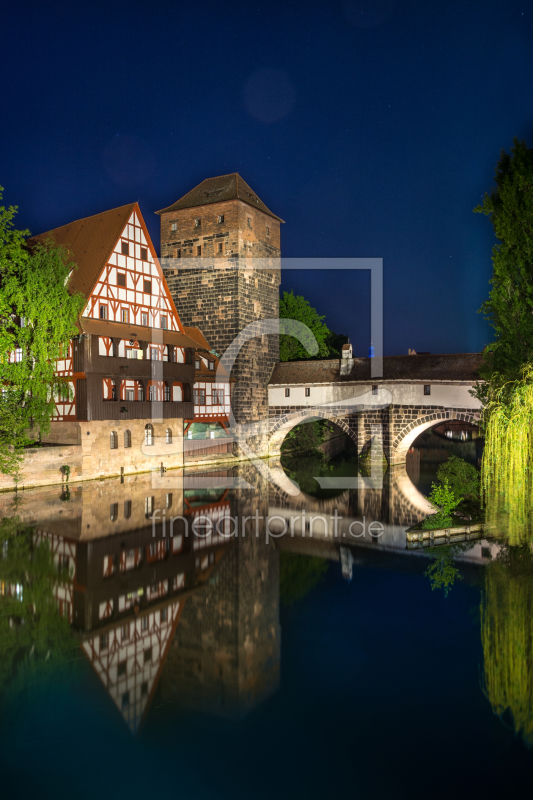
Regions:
[[144, 280, 152, 294], [141, 312, 148, 326], [121, 308, 129, 323], [171, 222, 177, 231], [99, 305, 108, 320], [150, 348, 158, 361], [372, 385, 378, 395], [196, 245, 201, 256], [117, 272, 126, 287], [121, 241, 129, 256], [218, 215, 224, 223], [285, 388, 290, 398], [195, 218, 201, 228], [140, 246, 148, 261], [305, 387, 310, 397], [161, 315, 167, 329], [424, 385, 431, 396]]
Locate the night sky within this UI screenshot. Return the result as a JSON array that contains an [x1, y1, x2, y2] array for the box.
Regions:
[[2, 0, 533, 357]]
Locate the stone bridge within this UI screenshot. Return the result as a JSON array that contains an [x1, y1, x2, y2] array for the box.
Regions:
[[267, 351, 482, 466]]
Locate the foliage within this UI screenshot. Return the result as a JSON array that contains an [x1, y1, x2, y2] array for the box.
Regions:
[[0, 188, 85, 476], [474, 138, 533, 385], [421, 478, 463, 529], [279, 290, 334, 361], [436, 455, 480, 501], [279, 551, 329, 605], [281, 419, 333, 456], [424, 545, 463, 597], [481, 545, 533, 747], [481, 364, 533, 543]]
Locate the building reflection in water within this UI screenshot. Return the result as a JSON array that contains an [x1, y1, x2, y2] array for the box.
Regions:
[[0, 458, 497, 734]]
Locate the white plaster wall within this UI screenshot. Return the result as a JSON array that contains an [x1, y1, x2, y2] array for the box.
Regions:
[[268, 382, 481, 410]]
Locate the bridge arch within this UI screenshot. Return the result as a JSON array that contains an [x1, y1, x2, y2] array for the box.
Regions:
[[391, 410, 481, 464], [268, 409, 356, 456]]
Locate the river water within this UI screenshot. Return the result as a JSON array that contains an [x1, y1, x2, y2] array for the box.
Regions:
[[0, 428, 532, 799]]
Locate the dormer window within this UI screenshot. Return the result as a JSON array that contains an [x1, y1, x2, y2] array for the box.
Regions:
[[121, 241, 129, 256], [195, 218, 201, 228], [208, 361, 215, 371], [194, 358, 200, 370]]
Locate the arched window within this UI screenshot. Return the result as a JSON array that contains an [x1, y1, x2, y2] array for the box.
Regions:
[[124, 429, 131, 448], [145, 424, 154, 446], [166, 428, 172, 444], [110, 431, 118, 449]]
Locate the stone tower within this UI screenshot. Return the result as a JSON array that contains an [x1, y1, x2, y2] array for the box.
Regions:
[[156, 174, 283, 451]]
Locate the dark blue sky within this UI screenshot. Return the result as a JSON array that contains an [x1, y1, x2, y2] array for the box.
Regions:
[[2, 0, 533, 356]]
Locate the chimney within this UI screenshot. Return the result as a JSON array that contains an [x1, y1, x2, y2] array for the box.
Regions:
[[340, 342, 353, 376]]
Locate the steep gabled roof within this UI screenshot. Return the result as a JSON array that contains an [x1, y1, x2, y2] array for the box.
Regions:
[[29, 203, 138, 300], [155, 173, 284, 222]]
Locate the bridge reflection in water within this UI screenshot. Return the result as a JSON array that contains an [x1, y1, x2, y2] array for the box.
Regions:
[[0, 458, 495, 735]]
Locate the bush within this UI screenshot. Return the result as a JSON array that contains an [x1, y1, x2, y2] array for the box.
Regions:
[[436, 455, 480, 501], [422, 478, 463, 529]]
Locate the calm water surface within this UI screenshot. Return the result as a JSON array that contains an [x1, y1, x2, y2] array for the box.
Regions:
[[1, 429, 532, 799]]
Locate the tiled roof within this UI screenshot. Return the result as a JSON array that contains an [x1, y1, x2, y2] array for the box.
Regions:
[[28, 203, 138, 300], [269, 353, 484, 385], [155, 173, 284, 222]]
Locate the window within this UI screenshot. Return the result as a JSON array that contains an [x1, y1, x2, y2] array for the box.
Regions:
[[161, 315, 167, 329], [213, 389, 224, 405], [372, 385, 378, 395], [124, 500, 132, 519], [145, 424, 154, 446], [121, 624, 129, 640], [110, 431, 118, 450], [110, 503, 118, 522], [121, 241, 129, 256], [99, 304, 108, 320], [14, 347, 22, 362], [144, 647, 152, 664], [145, 496, 154, 518], [194, 358, 200, 370], [208, 360, 215, 371], [164, 385, 170, 402], [195, 218, 201, 228], [140, 246, 148, 261], [126, 389, 135, 401], [124, 430, 131, 448], [161, 607, 168, 622], [285, 388, 290, 398], [196, 245, 201, 256], [121, 308, 129, 323], [150, 348, 158, 361], [144, 280, 152, 294], [247, 218, 251, 227], [141, 616, 148, 631], [266, 226, 270, 236], [218, 242, 223, 254], [193, 388, 206, 405], [100, 633, 108, 651], [166, 428, 172, 444], [166, 492, 173, 509], [117, 272, 126, 287], [482, 547, 492, 559], [305, 387, 310, 397], [126, 348, 137, 360], [171, 221, 177, 231], [141, 681, 148, 697], [149, 385, 157, 401], [118, 661, 127, 677], [424, 385, 431, 396], [141, 312, 148, 326], [138, 385, 144, 402], [218, 215, 224, 223], [177, 248, 181, 258], [121, 692, 130, 709]]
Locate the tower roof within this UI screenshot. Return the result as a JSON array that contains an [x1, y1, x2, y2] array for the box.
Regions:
[[155, 173, 284, 222]]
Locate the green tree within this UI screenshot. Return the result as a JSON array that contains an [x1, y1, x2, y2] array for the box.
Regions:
[[421, 478, 462, 529], [436, 455, 480, 502], [279, 290, 345, 361], [474, 138, 533, 388], [0, 188, 85, 476]]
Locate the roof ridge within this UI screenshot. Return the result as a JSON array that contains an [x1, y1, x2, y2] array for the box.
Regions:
[[32, 202, 138, 238]]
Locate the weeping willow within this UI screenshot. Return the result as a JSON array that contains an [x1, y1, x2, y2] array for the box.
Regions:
[[481, 553, 533, 747], [482, 365, 533, 544]]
